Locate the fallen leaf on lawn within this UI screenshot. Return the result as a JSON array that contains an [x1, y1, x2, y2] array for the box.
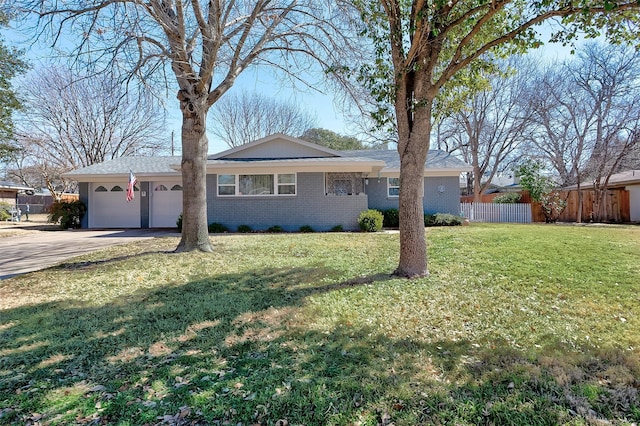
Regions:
[[177, 406, 191, 418], [392, 402, 405, 410], [88, 385, 106, 393]]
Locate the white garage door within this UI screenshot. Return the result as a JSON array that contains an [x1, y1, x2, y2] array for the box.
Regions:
[[150, 182, 183, 228], [90, 183, 140, 228]]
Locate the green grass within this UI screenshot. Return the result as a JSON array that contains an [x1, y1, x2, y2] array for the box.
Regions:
[[1, 224, 639, 425]]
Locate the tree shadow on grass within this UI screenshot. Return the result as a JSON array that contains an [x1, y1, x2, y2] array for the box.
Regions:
[[1, 268, 639, 425]]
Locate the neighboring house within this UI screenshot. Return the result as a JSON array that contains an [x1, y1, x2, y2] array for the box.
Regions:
[[565, 169, 640, 222], [602, 170, 640, 221], [65, 134, 472, 231], [0, 181, 35, 206]]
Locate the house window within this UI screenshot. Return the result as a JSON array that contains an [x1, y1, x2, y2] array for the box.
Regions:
[[155, 184, 168, 191], [111, 185, 124, 192], [388, 178, 400, 197], [240, 174, 274, 195], [171, 185, 183, 191], [326, 172, 365, 196], [277, 174, 296, 195], [218, 174, 236, 196], [217, 173, 296, 196], [95, 186, 107, 192]]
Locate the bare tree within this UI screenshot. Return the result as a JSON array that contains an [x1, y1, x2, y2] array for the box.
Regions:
[[210, 91, 316, 148], [441, 56, 536, 202], [527, 42, 640, 221], [575, 43, 640, 221], [13, 66, 167, 198], [10, 0, 356, 252], [526, 60, 595, 222]]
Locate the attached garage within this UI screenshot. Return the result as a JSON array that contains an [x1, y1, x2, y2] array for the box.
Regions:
[[66, 156, 183, 229], [65, 135, 472, 230], [90, 183, 141, 228], [149, 181, 183, 228]]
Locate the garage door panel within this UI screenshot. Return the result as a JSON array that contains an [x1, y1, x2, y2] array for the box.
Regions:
[[150, 182, 182, 228], [90, 183, 140, 228]]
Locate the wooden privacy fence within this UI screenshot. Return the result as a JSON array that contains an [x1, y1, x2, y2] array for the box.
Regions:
[[532, 189, 630, 223], [460, 202, 532, 223]]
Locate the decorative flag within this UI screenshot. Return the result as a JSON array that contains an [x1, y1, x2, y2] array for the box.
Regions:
[[126, 169, 137, 202]]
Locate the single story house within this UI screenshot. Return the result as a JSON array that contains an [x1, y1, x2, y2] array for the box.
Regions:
[[0, 181, 35, 206], [65, 134, 472, 231], [597, 170, 640, 221], [565, 169, 640, 222]]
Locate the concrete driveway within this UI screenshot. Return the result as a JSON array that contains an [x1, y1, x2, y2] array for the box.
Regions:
[[0, 229, 177, 280]]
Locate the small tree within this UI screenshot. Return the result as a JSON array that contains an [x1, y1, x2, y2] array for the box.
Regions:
[[517, 160, 566, 223]]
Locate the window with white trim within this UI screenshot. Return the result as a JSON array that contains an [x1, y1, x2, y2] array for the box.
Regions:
[[218, 174, 236, 196], [240, 174, 274, 195], [277, 174, 296, 195], [217, 173, 296, 196], [388, 177, 400, 197]]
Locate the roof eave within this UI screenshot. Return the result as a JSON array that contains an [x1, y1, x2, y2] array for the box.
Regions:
[[62, 172, 181, 181]]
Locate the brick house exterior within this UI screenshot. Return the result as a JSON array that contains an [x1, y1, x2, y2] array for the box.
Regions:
[[66, 134, 471, 230]]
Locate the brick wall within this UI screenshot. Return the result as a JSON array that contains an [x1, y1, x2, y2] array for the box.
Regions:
[[207, 172, 368, 231]]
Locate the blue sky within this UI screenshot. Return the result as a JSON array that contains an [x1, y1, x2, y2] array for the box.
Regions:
[[2, 21, 352, 154], [3, 18, 579, 155]]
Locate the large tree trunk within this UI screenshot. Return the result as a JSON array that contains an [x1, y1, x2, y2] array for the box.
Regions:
[[395, 110, 432, 278], [175, 90, 213, 253], [395, 139, 429, 277]]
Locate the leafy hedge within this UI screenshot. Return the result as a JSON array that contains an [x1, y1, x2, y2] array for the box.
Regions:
[[177, 216, 230, 233], [0, 202, 12, 221], [424, 213, 463, 227], [382, 208, 399, 228], [48, 200, 87, 229], [358, 209, 384, 232], [208, 222, 229, 233]]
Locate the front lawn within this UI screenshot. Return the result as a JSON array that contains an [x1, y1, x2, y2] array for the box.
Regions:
[[1, 224, 639, 425]]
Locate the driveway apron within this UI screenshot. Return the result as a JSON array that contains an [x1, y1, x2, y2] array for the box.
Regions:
[[0, 229, 175, 280]]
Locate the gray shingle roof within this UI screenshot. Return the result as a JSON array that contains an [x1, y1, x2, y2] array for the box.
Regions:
[[64, 148, 470, 178], [65, 156, 182, 176], [341, 149, 470, 170], [0, 181, 34, 191], [564, 169, 640, 190]]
